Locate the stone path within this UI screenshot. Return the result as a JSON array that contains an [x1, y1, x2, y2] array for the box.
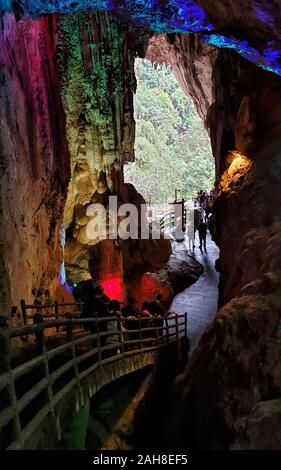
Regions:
[[170, 232, 220, 352]]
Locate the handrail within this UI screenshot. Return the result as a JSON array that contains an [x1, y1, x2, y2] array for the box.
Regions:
[[9, 315, 172, 338], [0, 311, 187, 450], [159, 207, 188, 231], [159, 211, 174, 231], [24, 302, 83, 309], [20, 299, 83, 325]]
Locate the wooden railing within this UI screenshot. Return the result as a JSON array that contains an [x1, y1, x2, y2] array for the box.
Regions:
[[159, 211, 175, 231], [0, 312, 187, 450], [159, 208, 188, 232], [20, 299, 83, 326]]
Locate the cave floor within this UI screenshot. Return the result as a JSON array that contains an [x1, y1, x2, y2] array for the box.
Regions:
[[170, 232, 219, 353]]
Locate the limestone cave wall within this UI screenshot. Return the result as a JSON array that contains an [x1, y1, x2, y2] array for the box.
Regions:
[[0, 11, 172, 317], [0, 13, 70, 315], [145, 34, 281, 449]]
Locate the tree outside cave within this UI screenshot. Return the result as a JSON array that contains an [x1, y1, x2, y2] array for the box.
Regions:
[[125, 59, 215, 206]]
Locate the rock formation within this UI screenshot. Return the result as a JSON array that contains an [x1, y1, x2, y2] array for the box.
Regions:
[[146, 35, 281, 449], [0, 14, 70, 314], [0, 11, 172, 312]]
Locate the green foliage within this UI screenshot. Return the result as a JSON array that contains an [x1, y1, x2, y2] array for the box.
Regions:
[[125, 59, 215, 205]]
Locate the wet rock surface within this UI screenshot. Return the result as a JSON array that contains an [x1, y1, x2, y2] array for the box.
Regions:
[[127, 249, 202, 309], [165, 252, 203, 293], [232, 399, 281, 450], [161, 50, 281, 449]]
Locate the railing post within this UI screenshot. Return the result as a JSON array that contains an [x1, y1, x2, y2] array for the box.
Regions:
[[0, 316, 11, 374], [175, 314, 180, 360], [54, 301, 59, 332], [65, 313, 84, 407], [175, 314, 179, 343], [65, 313, 73, 343], [155, 317, 159, 349], [0, 316, 22, 446], [119, 318, 124, 357], [160, 316, 165, 347], [33, 313, 44, 354], [96, 315, 102, 365], [184, 312, 188, 338], [20, 299, 27, 325], [33, 314, 61, 441], [138, 317, 143, 352], [165, 316, 170, 346]]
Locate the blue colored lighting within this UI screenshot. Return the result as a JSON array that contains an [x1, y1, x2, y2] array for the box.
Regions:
[[0, 0, 214, 32], [59, 261, 67, 285], [254, 1, 275, 28], [202, 34, 281, 76], [0, 1, 281, 76]]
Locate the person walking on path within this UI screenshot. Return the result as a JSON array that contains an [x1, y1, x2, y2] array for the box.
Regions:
[[197, 218, 208, 252]]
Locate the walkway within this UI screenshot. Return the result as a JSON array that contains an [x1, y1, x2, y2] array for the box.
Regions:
[[170, 232, 219, 352], [0, 314, 187, 450]]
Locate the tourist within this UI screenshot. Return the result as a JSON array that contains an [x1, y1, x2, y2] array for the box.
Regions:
[[173, 217, 185, 242], [197, 218, 208, 252], [105, 300, 123, 356], [154, 292, 165, 315], [149, 295, 165, 338], [121, 296, 138, 318], [141, 301, 151, 316], [186, 220, 195, 251], [122, 299, 139, 348], [198, 191, 204, 207], [80, 284, 109, 346], [204, 201, 212, 224], [140, 302, 154, 339]]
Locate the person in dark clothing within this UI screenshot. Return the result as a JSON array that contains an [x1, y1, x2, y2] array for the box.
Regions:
[[199, 193, 206, 208], [140, 301, 154, 339], [105, 300, 123, 357], [197, 218, 208, 252], [149, 295, 164, 317], [94, 285, 110, 309], [81, 285, 109, 347], [204, 202, 212, 224], [121, 297, 139, 347], [149, 298, 165, 339], [141, 301, 151, 314], [121, 296, 138, 318]]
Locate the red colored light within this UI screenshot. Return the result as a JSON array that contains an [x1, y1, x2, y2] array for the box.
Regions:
[[100, 277, 125, 302]]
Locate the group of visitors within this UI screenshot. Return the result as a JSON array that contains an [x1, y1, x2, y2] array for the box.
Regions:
[[81, 286, 174, 355], [175, 211, 209, 252], [185, 216, 208, 252], [193, 189, 215, 209], [182, 189, 215, 252]]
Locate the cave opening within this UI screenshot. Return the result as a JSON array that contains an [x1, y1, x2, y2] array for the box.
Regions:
[[123, 54, 220, 352], [125, 57, 215, 207]]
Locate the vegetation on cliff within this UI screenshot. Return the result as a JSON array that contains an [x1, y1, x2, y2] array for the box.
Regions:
[[125, 59, 215, 205]]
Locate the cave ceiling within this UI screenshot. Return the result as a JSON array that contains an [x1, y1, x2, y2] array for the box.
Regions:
[[1, 1, 281, 76]]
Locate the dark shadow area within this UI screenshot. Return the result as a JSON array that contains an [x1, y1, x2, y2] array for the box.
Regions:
[[133, 339, 189, 449], [86, 368, 152, 450]]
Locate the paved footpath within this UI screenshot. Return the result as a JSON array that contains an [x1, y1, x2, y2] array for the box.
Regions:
[[170, 232, 220, 352]]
